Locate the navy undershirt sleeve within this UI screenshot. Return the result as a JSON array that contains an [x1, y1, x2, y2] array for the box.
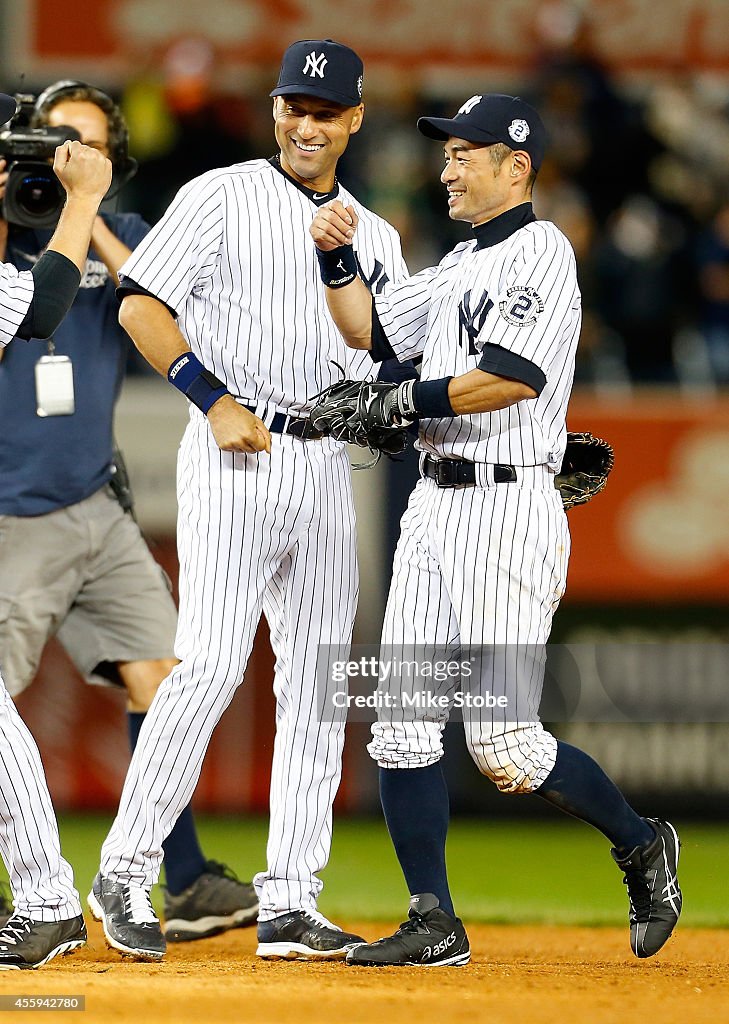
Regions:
[[477, 342, 547, 394], [116, 278, 178, 319], [16, 251, 81, 340], [369, 297, 397, 363]]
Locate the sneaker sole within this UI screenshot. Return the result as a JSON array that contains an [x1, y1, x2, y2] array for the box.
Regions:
[[256, 940, 362, 960], [0, 938, 86, 971], [87, 889, 165, 962], [165, 905, 259, 942], [347, 949, 471, 968]]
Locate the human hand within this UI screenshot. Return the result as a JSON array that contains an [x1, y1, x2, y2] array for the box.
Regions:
[[53, 140, 112, 201], [206, 395, 272, 453], [310, 200, 359, 251]]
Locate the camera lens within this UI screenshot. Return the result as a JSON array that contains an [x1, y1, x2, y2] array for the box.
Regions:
[[16, 172, 61, 217], [3, 163, 64, 228]]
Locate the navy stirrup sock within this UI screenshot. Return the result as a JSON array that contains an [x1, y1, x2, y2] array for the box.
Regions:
[[379, 763, 455, 917], [536, 740, 655, 855], [127, 711, 207, 895]]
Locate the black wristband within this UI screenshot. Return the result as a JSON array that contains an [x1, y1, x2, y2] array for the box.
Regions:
[[315, 245, 358, 288], [412, 377, 456, 418]]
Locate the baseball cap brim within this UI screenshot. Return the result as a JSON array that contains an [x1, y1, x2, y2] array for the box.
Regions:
[[417, 115, 503, 145], [270, 84, 360, 108], [0, 93, 17, 125]]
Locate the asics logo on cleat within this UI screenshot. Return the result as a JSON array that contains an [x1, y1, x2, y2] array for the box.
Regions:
[[423, 931, 456, 960]]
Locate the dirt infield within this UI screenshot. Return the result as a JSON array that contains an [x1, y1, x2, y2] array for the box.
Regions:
[[0, 920, 727, 1024]]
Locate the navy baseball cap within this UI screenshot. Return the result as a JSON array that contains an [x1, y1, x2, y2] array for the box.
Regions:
[[271, 39, 363, 108], [0, 93, 17, 125], [418, 94, 547, 170]]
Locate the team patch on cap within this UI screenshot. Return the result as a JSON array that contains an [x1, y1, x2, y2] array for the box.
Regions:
[[499, 286, 544, 327], [508, 118, 530, 142]]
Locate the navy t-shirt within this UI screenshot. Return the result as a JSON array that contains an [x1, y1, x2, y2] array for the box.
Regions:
[[0, 212, 149, 515]]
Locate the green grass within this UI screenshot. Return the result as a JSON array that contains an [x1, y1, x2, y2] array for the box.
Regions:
[[15, 815, 729, 928]]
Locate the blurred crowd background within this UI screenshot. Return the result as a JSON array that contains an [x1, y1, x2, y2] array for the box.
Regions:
[[6, 2, 729, 388], [3, 0, 729, 815]]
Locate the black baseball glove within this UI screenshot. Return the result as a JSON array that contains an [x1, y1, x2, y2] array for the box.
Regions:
[[556, 431, 614, 510], [300, 379, 411, 460]]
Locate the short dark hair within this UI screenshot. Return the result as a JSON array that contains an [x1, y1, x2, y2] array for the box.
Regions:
[[32, 84, 128, 168], [488, 141, 537, 193]]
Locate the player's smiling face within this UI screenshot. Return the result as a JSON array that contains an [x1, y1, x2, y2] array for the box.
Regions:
[[441, 138, 524, 226], [273, 95, 364, 192]]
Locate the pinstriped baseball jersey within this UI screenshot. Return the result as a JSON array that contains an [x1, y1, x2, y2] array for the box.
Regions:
[[374, 213, 580, 469], [100, 154, 408, 922], [119, 159, 407, 413], [0, 270, 83, 921], [0, 263, 34, 348], [0, 672, 81, 920], [366, 204, 575, 785]]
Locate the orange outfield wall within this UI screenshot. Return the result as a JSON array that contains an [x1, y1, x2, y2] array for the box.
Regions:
[[564, 391, 729, 602]]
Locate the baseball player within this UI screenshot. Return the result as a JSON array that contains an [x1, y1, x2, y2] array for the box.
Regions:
[[0, 82, 257, 941], [0, 90, 109, 969], [90, 40, 407, 962], [311, 94, 682, 966]]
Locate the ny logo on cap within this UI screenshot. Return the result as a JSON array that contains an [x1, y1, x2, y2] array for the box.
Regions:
[[458, 95, 482, 116], [303, 51, 328, 78]]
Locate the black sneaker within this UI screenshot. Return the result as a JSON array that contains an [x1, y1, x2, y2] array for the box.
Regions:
[[612, 818, 682, 958], [87, 873, 165, 961], [346, 894, 470, 967], [256, 909, 364, 960], [0, 914, 86, 970], [163, 860, 258, 941]]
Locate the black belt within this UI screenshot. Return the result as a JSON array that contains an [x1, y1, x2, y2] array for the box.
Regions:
[[241, 403, 309, 438], [422, 455, 516, 487]]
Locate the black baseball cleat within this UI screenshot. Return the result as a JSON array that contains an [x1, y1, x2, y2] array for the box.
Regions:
[[87, 873, 166, 961], [256, 909, 364, 960], [346, 894, 470, 967], [612, 818, 682, 958], [163, 860, 258, 941], [0, 914, 86, 970]]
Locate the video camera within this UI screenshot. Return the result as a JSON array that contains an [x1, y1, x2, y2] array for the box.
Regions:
[[0, 94, 81, 229]]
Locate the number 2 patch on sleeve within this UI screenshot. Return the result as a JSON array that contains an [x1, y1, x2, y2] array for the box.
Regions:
[[498, 286, 544, 327]]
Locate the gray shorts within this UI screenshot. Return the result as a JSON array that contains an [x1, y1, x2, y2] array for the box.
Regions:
[[0, 487, 178, 695]]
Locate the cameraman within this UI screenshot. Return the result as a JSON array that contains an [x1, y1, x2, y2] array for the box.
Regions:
[[0, 84, 258, 940], [0, 93, 111, 343], [0, 90, 109, 969]]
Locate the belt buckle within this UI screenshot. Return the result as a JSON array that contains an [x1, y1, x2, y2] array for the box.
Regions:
[[435, 459, 456, 487], [285, 416, 310, 439]]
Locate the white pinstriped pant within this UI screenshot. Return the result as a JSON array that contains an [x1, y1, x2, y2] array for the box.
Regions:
[[369, 469, 570, 793], [100, 416, 358, 919], [0, 674, 81, 921]]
